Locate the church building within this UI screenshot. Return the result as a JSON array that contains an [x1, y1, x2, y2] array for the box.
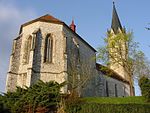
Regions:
[[6, 3, 133, 97]]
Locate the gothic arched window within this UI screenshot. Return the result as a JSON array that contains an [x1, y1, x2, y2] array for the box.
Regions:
[[44, 34, 53, 63], [23, 35, 32, 64]]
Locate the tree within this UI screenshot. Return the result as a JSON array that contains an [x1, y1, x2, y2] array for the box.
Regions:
[[97, 31, 150, 96], [67, 60, 94, 96], [67, 44, 95, 97], [139, 76, 150, 102], [62, 41, 96, 113]]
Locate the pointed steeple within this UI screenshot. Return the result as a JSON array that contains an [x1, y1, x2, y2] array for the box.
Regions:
[[111, 2, 122, 34], [70, 19, 76, 32]]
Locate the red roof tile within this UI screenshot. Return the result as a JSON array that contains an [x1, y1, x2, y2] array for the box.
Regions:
[[21, 14, 63, 27]]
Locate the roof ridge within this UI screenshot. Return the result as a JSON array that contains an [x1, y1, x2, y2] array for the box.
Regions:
[[21, 14, 63, 27], [39, 14, 62, 22]]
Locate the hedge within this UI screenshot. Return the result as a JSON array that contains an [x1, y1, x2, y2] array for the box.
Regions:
[[66, 103, 150, 113]]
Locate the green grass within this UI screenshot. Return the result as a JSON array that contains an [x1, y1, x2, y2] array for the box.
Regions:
[[82, 96, 149, 104]]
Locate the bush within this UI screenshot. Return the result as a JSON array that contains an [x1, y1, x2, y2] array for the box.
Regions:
[[64, 90, 83, 113], [82, 96, 146, 104], [66, 103, 150, 113], [65, 97, 150, 113], [1, 80, 64, 113], [0, 95, 10, 113], [139, 76, 150, 102]]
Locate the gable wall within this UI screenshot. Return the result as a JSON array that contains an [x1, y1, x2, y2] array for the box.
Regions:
[[63, 26, 97, 96], [7, 21, 68, 92]]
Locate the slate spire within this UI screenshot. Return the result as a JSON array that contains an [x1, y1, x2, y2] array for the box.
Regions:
[[111, 2, 122, 34]]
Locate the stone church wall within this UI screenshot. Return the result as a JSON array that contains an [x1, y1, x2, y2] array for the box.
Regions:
[[103, 75, 130, 97], [20, 22, 67, 89], [6, 36, 22, 91], [6, 18, 131, 96], [11, 38, 22, 73], [63, 26, 97, 96], [79, 69, 130, 97], [93, 72, 106, 97]]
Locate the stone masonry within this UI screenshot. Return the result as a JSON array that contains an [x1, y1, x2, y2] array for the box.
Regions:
[[6, 14, 131, 97]]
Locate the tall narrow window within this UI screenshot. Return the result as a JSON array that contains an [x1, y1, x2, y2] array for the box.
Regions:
[[124, 86, 126, 96], [106, 81, 109, 97], [115, 84, 118, 97], [44, 34, 53, 63], [23, 35, 32, 64]]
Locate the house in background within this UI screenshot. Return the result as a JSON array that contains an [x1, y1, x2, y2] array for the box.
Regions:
[[6, 3, 133, 97]]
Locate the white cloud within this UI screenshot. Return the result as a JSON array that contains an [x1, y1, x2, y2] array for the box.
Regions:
[[0, 1, 37, 93]]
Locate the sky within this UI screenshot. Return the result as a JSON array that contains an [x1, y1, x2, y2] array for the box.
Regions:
[[0, 0, 150, 96]]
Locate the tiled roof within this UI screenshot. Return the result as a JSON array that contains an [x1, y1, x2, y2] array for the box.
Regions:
[[21, 14, 63, 27], [96, 63, 129, 84], [38, 14, 62, 22], [19, 14, 97, 52]]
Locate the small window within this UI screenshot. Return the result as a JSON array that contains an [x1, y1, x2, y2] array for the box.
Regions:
[[44, 34, 53, 63]]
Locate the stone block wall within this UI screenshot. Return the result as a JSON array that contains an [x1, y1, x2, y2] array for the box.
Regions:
[[6, 36, 22, 92], [63, 26, 97, 96], [103, 74, 130, 97], [6, 21, 68, 92], [6, 19, 131, 97], [20, 22, 67, 90]]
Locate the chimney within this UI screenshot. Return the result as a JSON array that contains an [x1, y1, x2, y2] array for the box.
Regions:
[[70, 20, 76, 32]]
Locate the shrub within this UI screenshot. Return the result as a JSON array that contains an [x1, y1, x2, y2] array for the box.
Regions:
[[64, 90, 82, 113], [66, 103, 150, 113], [65, 96, 150, 113], [139, 76, 150, 102], [1, 80, 64, 113], [0, 94, 10, 113]]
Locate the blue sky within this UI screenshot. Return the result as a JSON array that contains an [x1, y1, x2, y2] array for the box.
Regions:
[[0, 0, 150, 95]]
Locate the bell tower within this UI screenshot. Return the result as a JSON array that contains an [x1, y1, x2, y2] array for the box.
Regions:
[[108, 2, 128, 80]]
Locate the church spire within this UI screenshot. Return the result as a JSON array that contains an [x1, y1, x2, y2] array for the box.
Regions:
[[111, 2, 122, 34]]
